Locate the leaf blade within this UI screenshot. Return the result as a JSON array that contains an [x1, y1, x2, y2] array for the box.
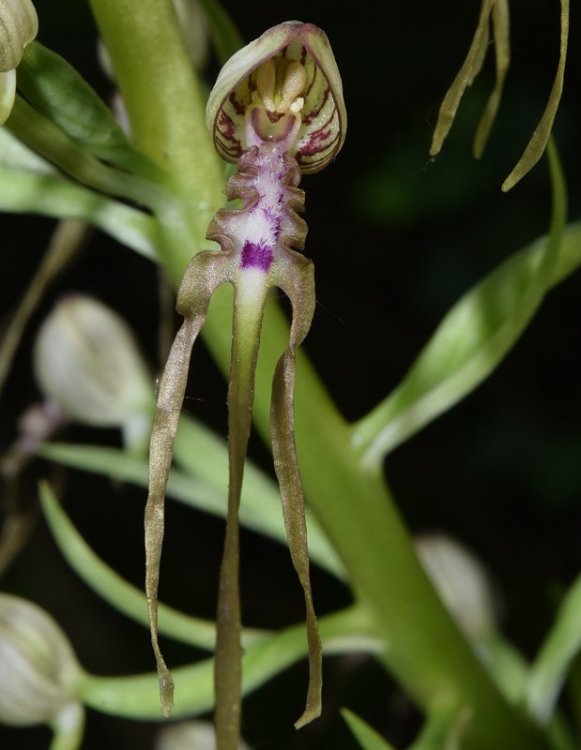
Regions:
[[341, 709, 397, 750], [527, 573, 581, 723], [353, 142, 568, 468]]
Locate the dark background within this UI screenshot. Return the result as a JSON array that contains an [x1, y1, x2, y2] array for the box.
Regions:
[[1, 1, 580, 747]]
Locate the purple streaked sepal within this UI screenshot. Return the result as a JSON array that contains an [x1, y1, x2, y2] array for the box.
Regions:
[[206, 21, 346, 174]]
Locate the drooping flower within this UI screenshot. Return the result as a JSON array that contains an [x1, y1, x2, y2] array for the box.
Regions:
[[0, 0, 38, 124], [145, 21, 346, 750]]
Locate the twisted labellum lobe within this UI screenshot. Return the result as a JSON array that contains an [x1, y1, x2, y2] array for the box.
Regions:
[[145, 21, 346, 750]]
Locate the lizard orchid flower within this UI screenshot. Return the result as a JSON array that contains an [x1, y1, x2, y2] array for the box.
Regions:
[[144, 21, 346, 750], [0, 0, 38, 124]]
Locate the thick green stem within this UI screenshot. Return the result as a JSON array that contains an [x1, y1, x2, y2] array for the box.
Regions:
[[88, 0, 224, 263], [89, 4, 549, 748]]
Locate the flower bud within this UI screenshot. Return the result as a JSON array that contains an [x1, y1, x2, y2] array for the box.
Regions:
[[0, 593, 81, 726], [33, 294, 153, 449], [155, 721, 251, 750], [0, 0, 38, 124], [414, 533, 498, 640]]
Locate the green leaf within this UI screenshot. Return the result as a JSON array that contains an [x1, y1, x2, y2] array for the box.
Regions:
[[0, 127, 157, 256], [352, 141, 568, 469], [38, 481, 268, 650], [0, 164, 156, 257], [479, 634, 529, 705], [40, 429, 345, 579], [408, 705, 470, 750], [175, 415, 344, 578], [527, 573, 581, 724], [7, 96, 171, 210], [77, 605, 379, 720], [18, 42, 156, 176], [0, 122, 52, 171], [341, 709, 397, 750]]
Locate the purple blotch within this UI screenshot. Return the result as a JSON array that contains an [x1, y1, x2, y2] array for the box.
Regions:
[[241, 240, 274, 271]]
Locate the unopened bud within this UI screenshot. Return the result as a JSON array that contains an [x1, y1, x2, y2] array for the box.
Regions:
[[0, 593, 81, 726], [33, 294, 153, 449]]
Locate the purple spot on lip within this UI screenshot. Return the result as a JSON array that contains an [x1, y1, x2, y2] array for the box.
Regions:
[[241, 240, 273, 271]]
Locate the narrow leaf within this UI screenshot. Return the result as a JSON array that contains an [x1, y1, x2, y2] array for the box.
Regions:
[[174, 414, 345, 578], [479, 633, 529, 705], [7, 96, 170, 210], [78, 606, 378, 720], [527, 574, 581, 723], [271, 254, 321, 729], [39, 481, 266, 649], [19, 42, 156, 176], [41, 434, 345, 579], [341, 709, 397, 750], [353, 141, 567, 468], [0, 165, 156, 257], [502, 0, 569, 191], [408, 705, 470, 750], [430, 0, 494, 157]]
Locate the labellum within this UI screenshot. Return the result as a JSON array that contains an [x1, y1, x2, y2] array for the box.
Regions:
[[144, 21, 346, 750]]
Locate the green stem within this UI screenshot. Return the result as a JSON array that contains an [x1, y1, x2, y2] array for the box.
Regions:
[[88, 0, 224, 265], [49, 703, 85, 750], [89, 4, 549, 748]]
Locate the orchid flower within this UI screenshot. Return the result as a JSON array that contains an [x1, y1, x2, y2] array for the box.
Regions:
[[0, 0, 38, 124], [144, 21, 346, 750]]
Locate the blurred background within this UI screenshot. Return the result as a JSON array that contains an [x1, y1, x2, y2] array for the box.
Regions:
[[1, 0, 580, 747]]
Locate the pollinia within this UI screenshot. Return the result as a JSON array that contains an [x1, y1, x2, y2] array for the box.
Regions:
[[144, 21, 346, 750]]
